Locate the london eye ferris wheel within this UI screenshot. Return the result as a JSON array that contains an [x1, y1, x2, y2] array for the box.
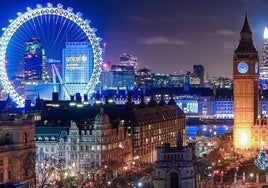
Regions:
[[0, 3, 103, 107]]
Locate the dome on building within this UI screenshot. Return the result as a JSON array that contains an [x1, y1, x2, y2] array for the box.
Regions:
[[95, 108, 110, 124]]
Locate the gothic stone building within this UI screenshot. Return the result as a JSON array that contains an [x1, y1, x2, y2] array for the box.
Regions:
[[153, 136, 198, 188], [232, 11, 268, 153]]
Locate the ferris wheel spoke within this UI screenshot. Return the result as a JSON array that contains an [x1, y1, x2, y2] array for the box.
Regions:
[[53, 16, 68, 47]]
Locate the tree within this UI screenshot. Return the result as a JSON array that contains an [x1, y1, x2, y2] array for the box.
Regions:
[[35, 154, 66, 188], [20, 151, 36, 188], [254, 145, 268, 170]]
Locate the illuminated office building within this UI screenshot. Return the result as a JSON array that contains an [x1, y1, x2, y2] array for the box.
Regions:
[[22, 38, 53, 102], [135, 67, 153, 88], [193, 64, 204, 87], [102, 65, 135, 90], [24, 37, 48, 82], [62, 42, 93, 99], [260, 27, 268, 89], [119, 53, 139, 72]]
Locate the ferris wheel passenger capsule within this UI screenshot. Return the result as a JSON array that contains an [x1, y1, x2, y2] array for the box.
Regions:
[[36, 4, 42, 9], [76, 12, 82, 18], [57, 4, 63, 9], [85, 19, 91, 24], [47, 3, 53, 8], [67, 7, 73, 12]]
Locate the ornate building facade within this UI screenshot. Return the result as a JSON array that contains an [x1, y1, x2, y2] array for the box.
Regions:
[[126, 95, 186, 163], [233, 12, 259, 149], [0, 119, 36, 187], [232, 12, 268, 151], [33, 94, 186, 183], [35, 108, 132, 184], [153, 135, 198, 188]]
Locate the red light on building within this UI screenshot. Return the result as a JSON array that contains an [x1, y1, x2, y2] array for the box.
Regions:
[[103, 62, 108, 68], [213, 169, 226, 176], [25, 54, 32, 59]]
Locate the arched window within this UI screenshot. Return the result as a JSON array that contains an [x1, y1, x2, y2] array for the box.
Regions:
[[5, 133, 10, 144], [8, 169, 11, 180], [169, 171, 179, 188], [24, 132, 27, 144]]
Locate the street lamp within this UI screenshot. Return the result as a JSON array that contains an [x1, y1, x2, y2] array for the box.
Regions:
[[209, 129, 212, 143], [250, 173, 254, 182]]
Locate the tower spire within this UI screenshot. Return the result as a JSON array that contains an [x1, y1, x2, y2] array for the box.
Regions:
[[235, 9, 257, 54], [245, 2, 248, 15], [232, 8, 259, 150], [240, 8, 252, 36]]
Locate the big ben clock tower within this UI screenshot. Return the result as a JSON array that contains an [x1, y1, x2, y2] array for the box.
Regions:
[[233, 12, 259, 150]]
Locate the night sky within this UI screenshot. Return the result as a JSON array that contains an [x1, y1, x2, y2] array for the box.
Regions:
[[0, 0, 268, 77]]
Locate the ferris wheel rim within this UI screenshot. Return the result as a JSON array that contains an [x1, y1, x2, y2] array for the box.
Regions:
[[0, 3, 102, 107]]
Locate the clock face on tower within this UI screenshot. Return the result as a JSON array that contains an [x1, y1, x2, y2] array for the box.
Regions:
[[237, 62, 249, 74]]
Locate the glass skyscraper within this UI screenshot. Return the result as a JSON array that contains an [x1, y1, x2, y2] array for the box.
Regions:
[[62, 42, 93, 99], [119, 53, 139, 72], [24, 37, 47, 82], [193, 64, 204, 87], [102, 65, 135, 90], [260, 27, 268, 89], [23, 38, 52, 103]]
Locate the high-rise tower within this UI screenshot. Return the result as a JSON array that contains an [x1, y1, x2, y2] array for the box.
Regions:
[[24, 37, 48, 82], [119, 53, 139, 72], [233, 12, 259, 149], [193, 64, 205, 87], [259, 27, 268, 89], [62, 42, 93, 99]]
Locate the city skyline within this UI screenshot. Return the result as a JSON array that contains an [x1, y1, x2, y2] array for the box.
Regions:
[[1, 0, 268, 77]]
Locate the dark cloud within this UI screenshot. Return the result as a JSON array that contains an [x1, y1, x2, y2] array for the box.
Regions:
[[128, 15, 156, 24], [215, 29, 235, 36], [138, 36, 188, 46], [222, 41, 236, 53]]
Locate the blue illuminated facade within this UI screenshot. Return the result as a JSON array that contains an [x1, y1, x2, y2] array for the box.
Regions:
[[23, 38, 54, 103], [24, 37, 46, 81], [62, 42, 93, 99], [102, 65, 135, 90], [22, 86, 268, 120], [92, 88, 268, 120], [93, 87, 235, 119]]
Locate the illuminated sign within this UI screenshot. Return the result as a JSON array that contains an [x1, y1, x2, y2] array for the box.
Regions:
[[66, 55, 88, 63], [65, 55, 88, 70]]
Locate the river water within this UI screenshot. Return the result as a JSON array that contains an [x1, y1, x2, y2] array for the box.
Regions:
[[186, 124, 233, 139]]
